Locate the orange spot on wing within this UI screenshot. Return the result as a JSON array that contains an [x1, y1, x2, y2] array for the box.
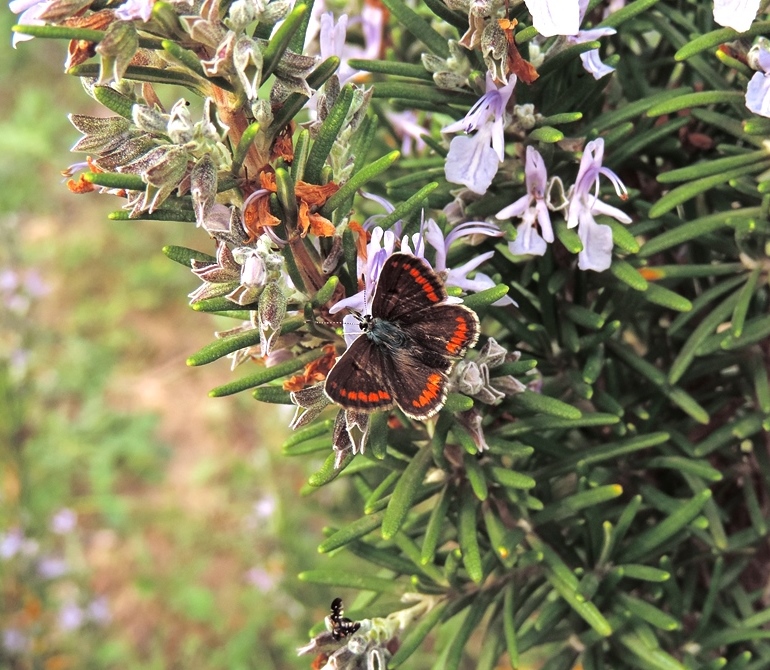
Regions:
[[446, 317, 471, 354], [413, 373, 443, 408]]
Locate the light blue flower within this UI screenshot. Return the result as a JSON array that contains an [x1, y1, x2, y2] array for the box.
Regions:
[[566, 138, 631, 272], [443, 72, 517, 195], [497, 146, 553, 257]]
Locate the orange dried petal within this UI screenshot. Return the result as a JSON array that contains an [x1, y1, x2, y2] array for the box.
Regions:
[[259, 171, 278, 192], [499, 18, 539, 84], [308, 212, 336, 237], [243, 193, 281, 241], [66, 175, 97, 194], [271, 122, 295, 163], [348, 220, 369, 262], [295, 180, 340, 206]]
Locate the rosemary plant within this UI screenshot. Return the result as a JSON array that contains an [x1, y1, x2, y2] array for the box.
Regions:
[[10, 0, 770, 668]]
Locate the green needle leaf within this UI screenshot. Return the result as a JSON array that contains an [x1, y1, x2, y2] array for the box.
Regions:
[[620, 489, 712, 563], [610, 260, 649, 291], [616, 593, 681, 631], [380, 0, 451, 57], [730, 266, 762, 338], [668, 289, 740, 384], [305, 86, 355, 183], [389, 601, 448, 667], [318, 512, 386, 553], [649, 164, 770, 218], [188, 330, 262, 366], [162, 245, 216, 267], [510, 390, 582, 420], [260, 3, 309, 84], [208, 348, 325, 396], [298, 569, 401, 593], [382, 442, 434, 540], [646, 91, 746, 117], [675, 21, 770, 60], [321, 150, 401, 217]]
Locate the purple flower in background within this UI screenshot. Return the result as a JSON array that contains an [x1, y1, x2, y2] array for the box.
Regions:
[[497, 146, 553, 257], [384, 110, 428, 156], [0, 528, 23, 559], [2, 628, 29, 654], [713, 0, 762, 32], [87, 597, 112, 625], [58, 601, 85, 632], [566, 138, 631, 272], [245, 567, 275, 592], [443, 72, 517, 194], [38, 556, 68, 579], [746, 42, 770, 117], [51, 508, 77, 534], [317, 6, 384, 84], [115, 0, 155, 22]]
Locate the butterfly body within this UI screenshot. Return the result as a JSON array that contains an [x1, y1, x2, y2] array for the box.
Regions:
[[329, 597, 360, 641], [324, 254, 480, 420]]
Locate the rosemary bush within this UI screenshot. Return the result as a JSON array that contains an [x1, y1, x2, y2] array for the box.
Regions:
[[9, 0, 770, 667]]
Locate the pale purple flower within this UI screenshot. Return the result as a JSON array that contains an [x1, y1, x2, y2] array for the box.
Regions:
[[746, 43, 770, 117], [566, 138, 631, 272], [603, 0, 627, 18], [87, 597, 112, 625], [9, 0, 48, 47], [0, 528, 23, 560], [714, 0, 762, 32], [58, 601, 85, 632], [2, 628, 29, 654], [384, 110, 428, 156], [317, 6, 384, 85], [567, 27, 617, 79], [416, 218, 515, 306], [329, 224, 398, 317], [497, 146, 553, 256], [51, 508, 77, 534], [245, 567, 275, 592], [524, 0, 584, 36], [115, 0, 155, 22], [37, 556, 68, 579], [526, 0, 616, 79], [443, 72, 517, 195]]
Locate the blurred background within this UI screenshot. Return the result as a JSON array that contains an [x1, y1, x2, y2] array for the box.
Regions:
[[0, 8, 351, 668]]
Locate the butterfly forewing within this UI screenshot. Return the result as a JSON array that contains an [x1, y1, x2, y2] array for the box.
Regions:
[[371, 254, 447, 322], [324, 335, 397, 413]]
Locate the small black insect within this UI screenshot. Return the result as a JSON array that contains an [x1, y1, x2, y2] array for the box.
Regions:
[[329, 597, 360, 641]]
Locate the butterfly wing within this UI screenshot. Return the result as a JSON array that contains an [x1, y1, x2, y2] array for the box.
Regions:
[[401, 303, 480, 364], [324, 335, 397, 413], [371, 254, 447, 322], [388, 348, 450, 420]]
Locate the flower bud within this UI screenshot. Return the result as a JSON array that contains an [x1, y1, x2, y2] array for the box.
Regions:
[[95, 21, 138, 85]]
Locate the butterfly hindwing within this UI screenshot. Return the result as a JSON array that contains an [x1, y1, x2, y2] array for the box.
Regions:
[[324, 335, 396, 413], [388, 347, 449, 420], [400, 303, 480, 363], [371, 254, 447, 321]]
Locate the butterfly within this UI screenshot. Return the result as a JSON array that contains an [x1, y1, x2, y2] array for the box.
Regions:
[[324, 253, 480, 420]]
